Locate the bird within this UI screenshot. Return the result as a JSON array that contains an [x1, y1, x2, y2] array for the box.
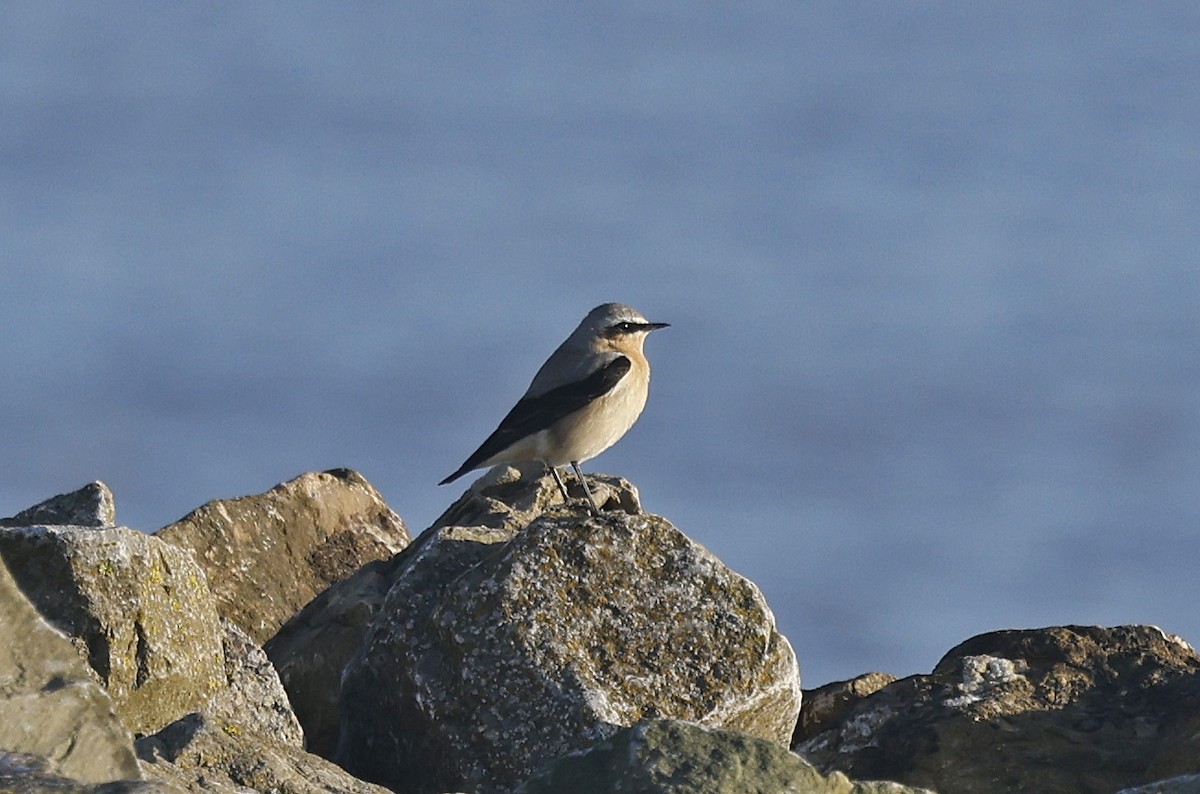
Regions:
[[439, 302, 669, 514]]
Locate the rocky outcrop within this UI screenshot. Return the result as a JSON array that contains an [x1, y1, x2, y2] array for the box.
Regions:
[[265, 465, 643, 759], [336, 500, 801, 793], [0, 480, 116, 527], [17, 474, 1200, 794], [156, 468, 410, 644], [0, 554, 146, 786], [0, 524, 226, 736], [796, 624, 1200, 794], [517, 718, 933, 794]]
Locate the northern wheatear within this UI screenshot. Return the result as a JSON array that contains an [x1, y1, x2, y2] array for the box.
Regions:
[[439, 303, 669, 513]]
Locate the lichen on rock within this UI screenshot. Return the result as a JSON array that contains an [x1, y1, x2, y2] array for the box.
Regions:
[[337, 505, 801, 793]]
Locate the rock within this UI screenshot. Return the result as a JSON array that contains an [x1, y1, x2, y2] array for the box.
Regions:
[[0, 553, 144, 785], [208, 619, 304, 747], [337, 506, 801, 794], [0, 481, 116, 527], [794, 672, 897, 746], [136, 712, 393, 794], [796, 624, 1200, 794], [264, 556, 402, 759], [0, 525, 225, 737], [517, 718, 933, 794], [156, 469, 410, 645], [1117, 774, 1200, 794], [434, 463, 643, 530], [135, 618, 388, 793], [136, 616, 387, 793], [0, 751, 182, 793], [265, 465, 641, 760]]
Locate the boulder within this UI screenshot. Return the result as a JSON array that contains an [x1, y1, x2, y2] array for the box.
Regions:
[[0, 524, 225, 736], [794, 672, 898, 746], [135, 610, 391, 793], [265, 465, 641, 759], [0, 751, 182, 793], [156, 469, 410, 644], [433, 463, 643, 530], [796, 624, 1200, 794], [137, 712, 392, 794], [337, 504, 801, 793], [208, 619, 304, 747], [264, 556, 402, 759], [0, 553, 144, 785], [0, 480, 116, 527], [517, 718, 933, 794]]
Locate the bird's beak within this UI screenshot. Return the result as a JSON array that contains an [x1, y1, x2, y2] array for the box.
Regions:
[[643, 322, 670, 331]]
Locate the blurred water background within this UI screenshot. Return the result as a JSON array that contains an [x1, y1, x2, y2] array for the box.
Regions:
[[3, 2, 1198, 686]]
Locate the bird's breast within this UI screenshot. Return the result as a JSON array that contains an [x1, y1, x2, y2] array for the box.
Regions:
[[546, 360, 650, 465]]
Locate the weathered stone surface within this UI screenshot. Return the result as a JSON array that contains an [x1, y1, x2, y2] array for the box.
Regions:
[[136, 616, 384, 793], [264, 556, 402, 759], [518, 719, 933, 794], [0, 525, 225, 737], [0, 555, 144, 785], [1118, 774, 1200, 794], [337, 508, 801, 794], [266, 465, 640, 760], [0, 481, 116, 528], [794, 672, 898, 746], [0, 751, 182, 793], [208, 619, 304, 748], [797, 624, 1200, 794], [434, 462, 643, 530], [137, 711, 393, 794], [156, 468, 410, 644]]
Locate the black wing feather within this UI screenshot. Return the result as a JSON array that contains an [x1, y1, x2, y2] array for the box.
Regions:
[[439, 356, 631, 484]]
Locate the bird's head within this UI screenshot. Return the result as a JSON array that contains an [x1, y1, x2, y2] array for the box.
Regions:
[[581, 303, 669, 354]]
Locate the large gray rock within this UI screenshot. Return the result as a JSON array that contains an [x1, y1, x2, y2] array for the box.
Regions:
[[0, 481, 116, 527], [797, 624, 1200, 794], [0, 553, 144, 785], [265, 465, 642, 760], [337, 504, 801, 793], [517, 719, 933, 794], [263, 556, 402, 759], [0, 525, 226, 736], [156, 468, 410, 644]]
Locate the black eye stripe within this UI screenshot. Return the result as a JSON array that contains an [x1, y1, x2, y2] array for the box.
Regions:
[[602, 321, 640, 337]]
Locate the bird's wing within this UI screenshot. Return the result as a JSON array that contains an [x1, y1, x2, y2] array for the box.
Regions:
[[439, 355, 632, 484]]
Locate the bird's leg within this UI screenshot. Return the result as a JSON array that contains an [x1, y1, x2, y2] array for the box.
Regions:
[[548, 466, 572, 503], [570, 461, 601, 515]]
